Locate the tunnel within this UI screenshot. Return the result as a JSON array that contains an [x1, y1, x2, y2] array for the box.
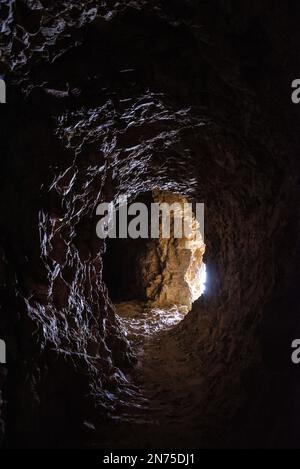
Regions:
[[103, 191, 206, 305], [1, 0, 300, 451], [102, 190, 206, 341]]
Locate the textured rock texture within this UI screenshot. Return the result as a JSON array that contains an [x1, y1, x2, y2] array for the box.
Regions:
[[142, 190, 205, 310], [0, 0, 300, 448]]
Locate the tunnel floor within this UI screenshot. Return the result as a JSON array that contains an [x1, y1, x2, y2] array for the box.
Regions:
[[97, 190, 207, 447], [116, 301, 186, 346], [89, 301, 207, 449]]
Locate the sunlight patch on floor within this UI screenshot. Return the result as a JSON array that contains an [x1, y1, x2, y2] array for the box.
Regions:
[[115, 301, 186, 346]]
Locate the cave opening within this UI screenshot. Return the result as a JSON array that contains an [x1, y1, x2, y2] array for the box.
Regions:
[[102, 190, 206, 337]]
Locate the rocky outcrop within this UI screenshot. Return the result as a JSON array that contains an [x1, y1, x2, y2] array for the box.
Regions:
[[141, 190, 205, 310]]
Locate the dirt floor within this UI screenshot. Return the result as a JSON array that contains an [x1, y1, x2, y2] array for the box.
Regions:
[[91, 301, 210, 449]]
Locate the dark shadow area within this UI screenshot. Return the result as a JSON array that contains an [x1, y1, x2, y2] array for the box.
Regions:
[[103, 236, 149, 302], [102, 192, 154, 302]]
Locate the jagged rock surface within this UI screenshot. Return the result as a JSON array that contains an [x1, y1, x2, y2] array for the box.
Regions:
[[0, 0, 300, 448]]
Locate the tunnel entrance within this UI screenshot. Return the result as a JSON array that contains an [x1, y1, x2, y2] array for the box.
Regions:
[[102, 190, 206, 337]]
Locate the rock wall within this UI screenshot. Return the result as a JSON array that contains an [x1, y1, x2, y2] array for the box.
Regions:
[[142, 190, 205, 310], [0, 0, 300, 448]]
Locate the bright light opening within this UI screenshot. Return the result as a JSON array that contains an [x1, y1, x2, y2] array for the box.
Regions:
[[103, 190, 206, 340]]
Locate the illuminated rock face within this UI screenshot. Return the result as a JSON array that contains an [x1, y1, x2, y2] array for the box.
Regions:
[[141, 190, 205, 310]]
